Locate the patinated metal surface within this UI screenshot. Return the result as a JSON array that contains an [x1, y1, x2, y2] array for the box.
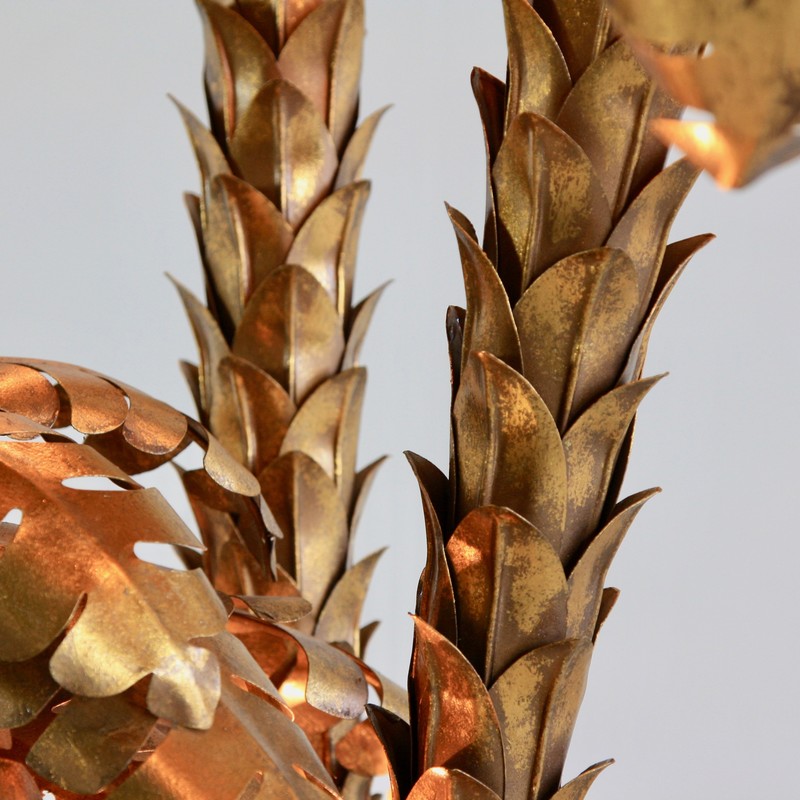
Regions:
[[608, 0, 800, 187]]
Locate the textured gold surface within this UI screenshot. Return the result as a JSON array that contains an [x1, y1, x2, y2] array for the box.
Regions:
[[608, 0, 800, 186]]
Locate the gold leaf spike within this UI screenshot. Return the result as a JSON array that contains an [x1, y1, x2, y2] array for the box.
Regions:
[[561, 376, 662, 563], [489, 639, 592, 800], [493, 113, 611, 299], [411, 618, 505, 796], [235, 0, 283, 54], [406, 451, 457, 642], [593, 587, 620, 641], [406, 768, 503, 800], [237, 595, 312, 623], [349, 455, 387, 545], [215, 174, 294, 299], [188, 419, 262, 497], [259, 452, 349, 619], [556, 39, 658, 218], [272, 624, 369, 719], [232, 264, 345, 406], [503, 0, 571, 129], [0, 440, 227, 729], [447, 205, 522, 376], [278, 0, 364, 152], [446, 506, 568, 684], [550, 759, 614, 800], [0, 651, 58, 729], [566, 489, 658, 639], [224, 355, 296, 475], [280, 367, 366, 505], [532, 0, 610, 80], [229, 80, 338, 229], [342, 282, 390, 370], [196, 0, 280, 140], [335, 719, 388, 777], [454, 352, 567, 550], [106, 633, 336, 800], [609, 0, 800, 187], [606, 157, 700, 318], [0, 759, 39, 800], [0, 363, 59, 427], [316, 549, 384, 650], [621, 233, 714, 384], [514, 247, 640, 431], [336, 105, 390, 189], [287, 181, 371, 315], [27, 692, 158, 795], [365, 706, 412, 799]]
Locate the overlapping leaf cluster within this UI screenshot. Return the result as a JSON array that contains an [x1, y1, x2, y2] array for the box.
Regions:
[[0, 359, 336, 799], [369, 2, 711, 798], [175, 0, 402, 792]]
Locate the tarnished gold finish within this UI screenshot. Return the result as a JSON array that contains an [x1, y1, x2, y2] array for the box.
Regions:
[[176, 0, 396, 790], [386, 2, 712, 798], [0, 362, 336, 798], [608, 0, 800, 187]]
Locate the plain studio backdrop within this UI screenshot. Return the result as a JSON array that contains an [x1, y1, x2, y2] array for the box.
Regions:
[[1, 3, 798, 798]]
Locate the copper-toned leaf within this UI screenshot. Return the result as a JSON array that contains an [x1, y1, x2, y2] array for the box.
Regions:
[[411, 618, 505, 796], [336, 106, 390, 189], [406, 451, 457, 642], [448, 205, 522, 375], [0, 363, 59, 427], [447, 506, 568, 684], [278, 0, 364, 151], [557, 39, 659, 217], [454, 352, 567, 550], [196, 0, 280, 139], [173, 98, 231, 199], [348, 455, 386, 546], [494, 113, 612, 298], [407, 768, 503, 800], [188, 418, 262, 497], [287, 181, 371, 315], [621, 233, 714, 383], [550, 760, 613, 800], [606, 157, 700, 320], [343, 282, 389, 370], [215, 174, 294, 298], [561, 376, 662, 562], [533, 0, 609, 80], [229, 80, 338, 228], [609, 0, 800, 186], [489, 639, 592, 800], [27, 691, 157, 795], [335, 719, 387, 777], [0, 650, 58, 729], [259, 452, 349, 618], [224, 355, 297, 475], [514, 247, 640, 430], [365, 705, 412, 800], [503, 0, 571, 128], [280, 367, 366, 506], [237, 595, 312, 623], [233, 264, 345, 405], [0, 759, 40, 800], [316, 549, 384, 650], [0, 441, 227, 729], [566, 489, 657, 639]]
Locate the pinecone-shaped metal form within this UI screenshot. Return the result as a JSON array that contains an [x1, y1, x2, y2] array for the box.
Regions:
[[175, 0, 402, 790], [370, 2, 711, 798]]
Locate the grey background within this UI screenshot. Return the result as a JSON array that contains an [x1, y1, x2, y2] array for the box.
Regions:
[[1, 2, 799, 797]]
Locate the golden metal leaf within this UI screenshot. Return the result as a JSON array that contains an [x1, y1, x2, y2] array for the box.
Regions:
[[493, 113, 611, 299], [609, 0, 800, 186], [365, 705, 412, 799], [406, 768, 503, 800], [229, 79, 338, 228], [0, 651, 58, 730], [549, 760, 613, 800], [411, 618, 505, 797], [446, 506, 568, 684], [561, 376, 662, 562], [503, 0, 571, 128], [342, 283, 390, 370], [513, 247, 640, 431], [335, 106, 390, 190], [334, 719, 388, 777], [278, 0, 364, 152], [232, 264, 345, 405], [454, 351, 567, 550]]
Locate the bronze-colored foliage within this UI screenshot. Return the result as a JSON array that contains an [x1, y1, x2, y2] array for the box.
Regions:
[[389, 1, 711, 798], [176, 0, 399, 788], [607, 0, 800, 187]]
